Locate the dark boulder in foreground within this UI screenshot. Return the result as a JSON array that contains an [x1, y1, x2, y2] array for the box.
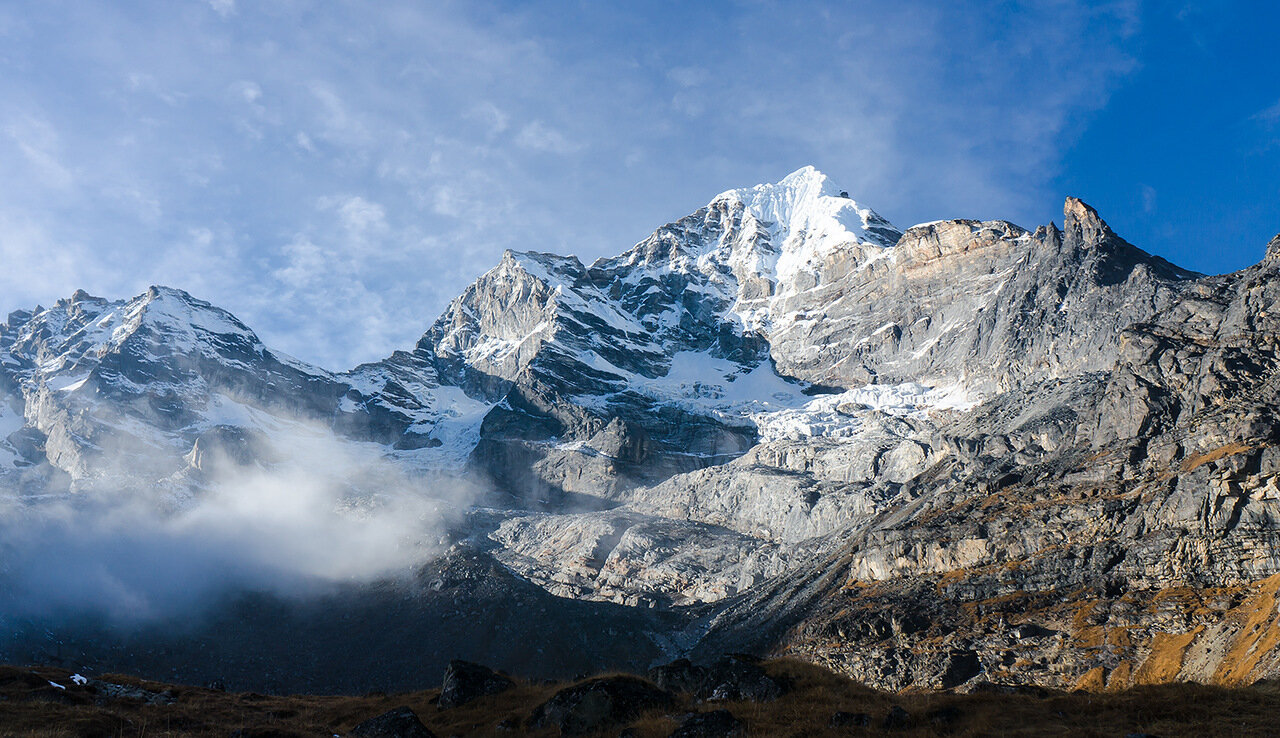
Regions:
[[829, 711, 871, 728], [650, 655, 785, 703], [883, 704, 912, 729], [648, 659, 708, 694], [701, 655, 785, 702], [346, 706, 437, 738], [669, 709, 745, 737], [529, 675, 674, 735], [437, 660, 515, 709]]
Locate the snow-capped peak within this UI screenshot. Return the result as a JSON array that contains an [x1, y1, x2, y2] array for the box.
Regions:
[[99, 286, 264, 361], [712, 166, 902, 251], [701, 167, 903, 334], [0, 286, 274, 383], [129, 286, 257, 336], [577, 168, 908, 343], [498, 250, 585, 290]]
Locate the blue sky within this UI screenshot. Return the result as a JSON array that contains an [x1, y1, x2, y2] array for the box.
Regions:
[[1, 1, 1276, 369]]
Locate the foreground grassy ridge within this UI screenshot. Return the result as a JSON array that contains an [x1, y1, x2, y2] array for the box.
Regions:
[[3, 659, 1280, 736]]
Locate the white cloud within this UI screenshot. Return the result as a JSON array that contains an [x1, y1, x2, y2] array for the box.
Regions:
[[0, 422, 473, 622], [667, 66, 709, 88], [333, 195, 388, 239], [1140, 184, 1158, 214], [308, 82, 370, 147], [234, 79, 262, 103], [126, 71, 150, 91], [273, 235, 328, 289], [429, 184, 466, 218], [3, 114, 74, 190], [125, 71, 184, 105], [467, 101, 510, 136], [1255, 99, 1280, 126], [0, 213, 90, 299], [515, 120, 582, 154], [207, 0, 235, 18]]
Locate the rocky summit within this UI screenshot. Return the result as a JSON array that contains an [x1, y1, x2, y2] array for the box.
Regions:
[[2, 166, 1280, 694]]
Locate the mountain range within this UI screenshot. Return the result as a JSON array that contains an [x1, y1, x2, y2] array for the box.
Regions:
[[3, 166, 1280, 695]]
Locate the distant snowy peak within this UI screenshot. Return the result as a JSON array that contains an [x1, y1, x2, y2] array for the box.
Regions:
[[422, 246, 676, 395], [598, 166, 900, 274], [0, 286, 314, 385], [111, 286, 267, 357]]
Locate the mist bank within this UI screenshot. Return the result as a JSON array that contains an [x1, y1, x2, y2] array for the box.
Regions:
[[0, 424, 478, 625]]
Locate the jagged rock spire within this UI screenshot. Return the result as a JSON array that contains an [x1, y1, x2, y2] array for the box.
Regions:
[[1063, 197, 1114, 248], [1265, 233, 1280, 263]]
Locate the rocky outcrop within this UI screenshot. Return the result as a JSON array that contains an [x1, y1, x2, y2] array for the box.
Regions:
[[689, 286, 1280, 690], [649, 655, 786, 702]]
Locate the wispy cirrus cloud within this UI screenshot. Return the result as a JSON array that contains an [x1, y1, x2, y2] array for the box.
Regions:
[[515, 121, 582, 154], [207, 0, 235, 19], [1254, 99, 1280, 130]]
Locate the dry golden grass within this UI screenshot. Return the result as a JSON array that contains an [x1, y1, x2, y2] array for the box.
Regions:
[[1133, 628, 1203, 686], [1214, 574, 1280, 686]]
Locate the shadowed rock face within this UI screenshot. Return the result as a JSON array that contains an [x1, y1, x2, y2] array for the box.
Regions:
[[2, 167, 1280, 694]]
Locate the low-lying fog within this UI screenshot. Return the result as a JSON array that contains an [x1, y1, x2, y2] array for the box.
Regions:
[[0, 427, 474, 624]]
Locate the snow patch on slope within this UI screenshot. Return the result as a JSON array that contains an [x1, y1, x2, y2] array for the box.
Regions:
[[393, 385, 494, 471], [192, 394, 290, 433], [752, 383, 977, 442], [576, 349, 975, 440]]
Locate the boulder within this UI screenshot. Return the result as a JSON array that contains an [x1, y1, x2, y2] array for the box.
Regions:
[[648, 659, 709, 694], [829, 711, 871, 728], [437, 660, 515, 709], [669, 709, 745, 737], [346, 706, 436, 738], [529, 676, 674, 735], [650, 655, 785, 703], [883, 705, 911, 729], [700, 655, 784, 702]]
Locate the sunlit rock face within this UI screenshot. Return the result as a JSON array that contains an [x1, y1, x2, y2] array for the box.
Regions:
[[6, 167, 1280, 694]]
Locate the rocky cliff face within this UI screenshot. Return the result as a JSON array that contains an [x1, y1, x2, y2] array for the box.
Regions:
[[689, 222, 1280, 692], [2, 167, 1279, 694]]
